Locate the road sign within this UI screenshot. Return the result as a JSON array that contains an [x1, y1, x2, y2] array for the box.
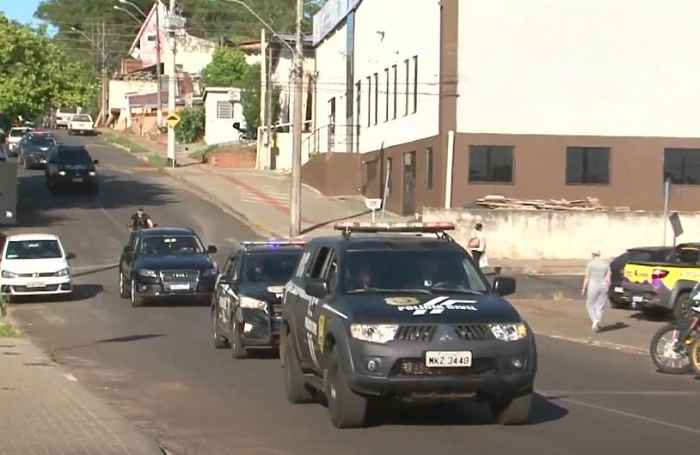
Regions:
[[166, 112, 180, 128]]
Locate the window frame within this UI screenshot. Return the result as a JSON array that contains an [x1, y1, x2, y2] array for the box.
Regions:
[[565, 146, 611, 186], [412, 56, 418, 114], [403, 59, 410, 116], [216, 101, 233, 119], [467, 145, 515, 184], [664, 147, 700, 186], [426, 146, 434, 189]]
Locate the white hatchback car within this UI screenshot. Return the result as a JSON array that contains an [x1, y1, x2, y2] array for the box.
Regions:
[[0, 233, 75, 301]]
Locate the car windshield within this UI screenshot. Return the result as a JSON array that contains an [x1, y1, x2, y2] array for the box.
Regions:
[[10, 129, 26, 137], [344, 250, 488, 294], [139, 235, 204, 255], [57, 150, 93, 165], [668, 246, 700, 264], [72, 115, 91, 122], [5, 240, 62, 259], [243, 252, 303, 285], [28, 136, 56, 147]]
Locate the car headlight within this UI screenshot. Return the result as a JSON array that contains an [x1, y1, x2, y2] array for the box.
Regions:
[[203, 268, 217, 277], [350, 324, 399, 344], [239, 296, 267, 309], [1, 270, 18, 278], [54, 268, 69, 277], [490, 323, 528, 342], [58, 170, 66, 176], [89, 171, 96, 176], [138, 269, 157, 278]]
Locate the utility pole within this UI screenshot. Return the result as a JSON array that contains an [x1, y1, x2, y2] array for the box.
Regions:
[[289, 0, 304, 237], [155, 1, 163, 128], [166, 0, 181, 168]]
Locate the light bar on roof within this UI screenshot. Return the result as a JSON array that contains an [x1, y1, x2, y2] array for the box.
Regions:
[[240, 240, 306, 247], [333, 221, 455, 233]]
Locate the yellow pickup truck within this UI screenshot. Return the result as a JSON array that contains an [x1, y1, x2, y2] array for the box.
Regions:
[[622, 243, 700, 320]]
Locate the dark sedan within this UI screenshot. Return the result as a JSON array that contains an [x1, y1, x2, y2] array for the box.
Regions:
[[19, 132, 57, 169], [609, 246, 674, 308], [44, 146, 99, 194]]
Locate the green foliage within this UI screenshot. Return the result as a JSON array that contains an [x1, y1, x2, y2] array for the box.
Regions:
[[0, 14, 98, 121], [201, 47, 251, 87], [175, 107, 205, 143], [241, 64, 262, 131]]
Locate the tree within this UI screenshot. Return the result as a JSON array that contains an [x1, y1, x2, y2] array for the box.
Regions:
[[0, 14, 98, 121], [201, 47, 251, 87]]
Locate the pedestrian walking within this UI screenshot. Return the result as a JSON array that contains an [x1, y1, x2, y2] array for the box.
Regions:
[[582, 249, 611, 332], [468, 223, 487, 270]]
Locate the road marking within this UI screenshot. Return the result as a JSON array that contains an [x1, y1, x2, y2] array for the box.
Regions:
[[562, 397, 700, 435], [536, 332, 647, 355], [542, 390, 700, 397], [63, 373, 78, 382]]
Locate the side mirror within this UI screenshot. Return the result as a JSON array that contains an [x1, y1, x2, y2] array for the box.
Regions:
[[123, 246, 132, 254], [66, 252, 76, 260], [305, 279, 329, 299], [493, 276, 516, 297], [93, 159, 99, 164], [208, 245, 218, 254]]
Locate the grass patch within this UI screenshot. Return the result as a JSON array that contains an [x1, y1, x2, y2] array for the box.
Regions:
[[103, 132, 150, 154], [0, 323, 24, 339], [188, 144, 219, 162], [147, 154, 167, 168]]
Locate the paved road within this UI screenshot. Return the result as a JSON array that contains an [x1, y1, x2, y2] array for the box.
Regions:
[[7, 133, 700, 455]]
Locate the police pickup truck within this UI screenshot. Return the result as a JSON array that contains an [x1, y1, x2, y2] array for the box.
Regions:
[[280, 221, 537, 428]]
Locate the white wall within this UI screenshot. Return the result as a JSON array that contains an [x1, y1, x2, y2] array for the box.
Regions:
[[314, 22, 349, 153], [353, 0, 441, 152], [204, 92, 244, 145], [176, 35, 216, 75], [109, 80, 158, 111], [457, 0, 700, 138]]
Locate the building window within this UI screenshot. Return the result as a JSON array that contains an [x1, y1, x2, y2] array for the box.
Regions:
[[426, 146, 433, 189], [468, 145, 514, 183], [404, 59, 410, 116], [147, 34, 157, 42], [366, 76, 371, 127], [412, 56, 418, 114], [664, 148, 700, 185], [392, 64, 398, 120], [217, 101, 233, 119], [384, 68, 390, 123], [385, 158, 393, 196], [566, 147, 610, 185], [355, 80, 361, 137], [373, 72, 378, 125]]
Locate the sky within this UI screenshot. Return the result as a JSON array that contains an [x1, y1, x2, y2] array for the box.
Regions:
[[0, 0, 42, 25]]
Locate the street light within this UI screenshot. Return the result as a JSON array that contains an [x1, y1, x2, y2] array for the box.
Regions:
[[223, 0, 304, 238], [113, 6, 142, 24], [118, 0, 148, 18]]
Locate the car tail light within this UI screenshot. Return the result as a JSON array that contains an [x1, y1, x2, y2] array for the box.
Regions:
[[652, 269, 669, 279]]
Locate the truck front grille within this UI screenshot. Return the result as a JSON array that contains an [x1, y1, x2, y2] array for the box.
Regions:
[[394, 325, 436, 341], [453, 324, 495, 341], [160, 270, 199, 282]]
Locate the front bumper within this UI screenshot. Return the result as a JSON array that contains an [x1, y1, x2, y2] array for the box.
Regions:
[[24, 154, 48, 168], [237, 307, 282, 348], [133, 274, 216, 300], [622, 282, 672, 310], [0, 276, 72, 296], [341, 337, 536, 399], [51, 174, 99, 188]]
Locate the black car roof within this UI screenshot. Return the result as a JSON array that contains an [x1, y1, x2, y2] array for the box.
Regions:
[[309, 234, 463, 252], [628, 246, 674, 252], [141, 228, 196, 236]]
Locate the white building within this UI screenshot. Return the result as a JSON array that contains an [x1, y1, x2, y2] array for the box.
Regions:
[[203, 87, 245, 145], [308, 0, 700, 215]]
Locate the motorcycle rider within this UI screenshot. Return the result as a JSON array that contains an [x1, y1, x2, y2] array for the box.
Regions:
[[128, 207, 154, 231]]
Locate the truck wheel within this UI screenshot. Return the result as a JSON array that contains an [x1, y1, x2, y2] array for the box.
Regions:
[[212, 307, 229, 349], [230, 322, 247, 359], [325, 347, 370, 428], [689, 336, 700, 378], [649, 323, 692, 374], [130, 279, 143, 307], [673, 293, 693, 321], [490, 392, 533, 425], [282, 332, 314, 404]]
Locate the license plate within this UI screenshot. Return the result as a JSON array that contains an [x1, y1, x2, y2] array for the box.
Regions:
[[27, 282, 45, 289], [425, 351, 472, 367], [170, 283, 190, 290], [632, 296, 643, 303], [615, 286, 624, 293], [72, 177, 83, 182]]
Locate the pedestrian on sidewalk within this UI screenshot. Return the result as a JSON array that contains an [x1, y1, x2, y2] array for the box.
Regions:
[[582, 249, 610, 333], [468, 223, 488, 270]]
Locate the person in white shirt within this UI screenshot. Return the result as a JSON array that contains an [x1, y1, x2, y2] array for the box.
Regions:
[[468, 223, 487, 270]]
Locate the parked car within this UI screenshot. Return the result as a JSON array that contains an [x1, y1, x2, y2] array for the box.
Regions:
[[44, 145, 99, 195], [0, 233, 75, 302], [18, 131, 57, 169], [5, 127, 32, 157], [609, 246, 673, 308], [67, 114, 94, 135]]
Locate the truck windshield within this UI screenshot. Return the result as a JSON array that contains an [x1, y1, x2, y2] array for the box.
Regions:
[[243, 252, 303, 285], [344, 250, 488, 294]]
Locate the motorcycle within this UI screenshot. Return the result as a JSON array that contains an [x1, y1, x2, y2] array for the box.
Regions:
[[127, 219, 158, 232], [649, 282, 700, 374]]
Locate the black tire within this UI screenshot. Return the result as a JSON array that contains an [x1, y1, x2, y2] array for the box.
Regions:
[[649, 324, 692, 374], [130, 278, 143, 307], [213, 307, 229, 349], [325, 346, 370, 428], [690, 336, 700, 378], [118, 271, 129, 299], [673, 293, 694, 321], [490, 392, 533, 425], [282, 331, 314, 404], [230, 322, 247, 358]]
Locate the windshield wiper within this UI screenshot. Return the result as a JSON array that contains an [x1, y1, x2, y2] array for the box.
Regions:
[[431, 287, 483, 295]]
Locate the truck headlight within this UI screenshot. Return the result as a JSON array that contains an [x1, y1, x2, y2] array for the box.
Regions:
[[350, 324, 399, 344], [138, 269, 157, 278], [490, 323, 528, 342], [202, 268, 217, 277], [58, 171, 66, 176], [1, 270, 18, 278], [54, 268, 69, 277], [240, 296, 267, 309]]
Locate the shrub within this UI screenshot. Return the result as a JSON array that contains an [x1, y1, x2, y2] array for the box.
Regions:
[[175, 107, 205, 143]]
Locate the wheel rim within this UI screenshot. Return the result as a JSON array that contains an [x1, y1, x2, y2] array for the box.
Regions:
[[131, 280, 135, 303], [119, 273, 123, 295], [681, 300, 693, 320], [691, 338, 700, 371], [213, 310, 219, 340], [656, 329, 690, 369], [231, 323, 238, 349]]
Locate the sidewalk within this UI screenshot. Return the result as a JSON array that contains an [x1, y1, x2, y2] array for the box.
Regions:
[[0, 317, 164, 455]]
